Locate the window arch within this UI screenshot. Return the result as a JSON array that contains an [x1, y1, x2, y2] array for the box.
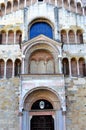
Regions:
[[77, 2, 82, 14], [13, 0, 18, 11], [0, 10, 2, 17], [6, 1, 11, 14], [29, 22, 53, 39], [62, 58, 69, 76], [70, 0, 75, 12], [84, 7, 86, 15], [57, 0, 62, 7], [15, 59, 21, 76], [1, 30, 6, 44], [6, 59, 13, 78], [76, 30, 83, 44], [0, 59, 4, 78], [1, 3, 5, 15], [79, 58, 85, 77], [20, 0, 24, 9], [71, 58, 77, 77], [26, 0, 31, 6], [68, 30, 75, 43], [61, 30, 67, 43], [16, 30, 22, 44], [64, 0, 69, 10], [8, 30, 14, 44]]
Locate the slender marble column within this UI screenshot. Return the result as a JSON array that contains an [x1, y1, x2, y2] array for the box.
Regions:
[[4, 60, 6, 79], [77, 59, 79, 76], [69, 58, 72, 77], [6, 31, 8, 45], [12, 61, 15, 78], [22, 55, 25, 74]]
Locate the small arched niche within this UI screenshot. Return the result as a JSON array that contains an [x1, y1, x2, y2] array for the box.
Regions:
[[29, 49, 55, 74]]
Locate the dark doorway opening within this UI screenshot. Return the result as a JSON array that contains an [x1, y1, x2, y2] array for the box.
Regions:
[[31, 115, 54, 130]]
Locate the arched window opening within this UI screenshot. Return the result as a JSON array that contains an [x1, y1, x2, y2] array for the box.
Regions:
[[20, 0, 24, 9], [62, 58, 69, 76], [6, 59, 13, 78], [77, 2, 82, 14], [29, 50, 54, 74], [84, 7, 86, 15], [31, 99, 53, 110], [0, 59, 4, 78], [64, 0, 69, 9], [79, 58, 85, 77], [77, 30, 83, 44], [61, 30, 67, 43], [1, 30, 6, 44], [51, 0, 55, 5], [0, 10, 2, 17], [69, 30, 75, 44], [70, 0, 75, 12], [13, 0, 18, 11], [71, 58, 77, 77], [15, 59, 21, 76], [6, 1, 11, 14], [16, 30, 22, 44], [1, 3, 5, 15], [8, 30, 14, 44], [30, 22, 53, 39], [26, 0, 31, 6], [0, 33, 2, 44], [57, 0, 62, 7]]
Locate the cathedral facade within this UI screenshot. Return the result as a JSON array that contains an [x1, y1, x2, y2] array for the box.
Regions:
[[0, 0, 86, 130]]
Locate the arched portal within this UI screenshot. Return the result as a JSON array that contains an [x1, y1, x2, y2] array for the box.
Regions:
[[31, 99, 54, 130], [31, 115, 54, 130], [21, 88, 65, 130]]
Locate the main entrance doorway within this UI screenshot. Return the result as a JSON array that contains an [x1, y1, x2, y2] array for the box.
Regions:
[[31, 115, 54, 130]]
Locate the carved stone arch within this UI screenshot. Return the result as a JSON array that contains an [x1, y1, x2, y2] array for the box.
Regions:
[[24, 40, 60, 74], [23, 88, 61, 111]]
